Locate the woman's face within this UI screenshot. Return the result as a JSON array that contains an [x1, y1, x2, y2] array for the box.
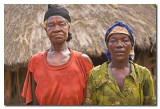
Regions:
[[46, 16, 69, 45], [108, 33, 132, 62]]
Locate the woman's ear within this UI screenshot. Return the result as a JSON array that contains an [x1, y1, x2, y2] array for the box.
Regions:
[[131, 46, 134, 50], [44, 20, 47, 31], [129, 47, 135, 60], [67, 24, 70, 32], [106, 46, 109, 51], [68, 25, 70, 31]]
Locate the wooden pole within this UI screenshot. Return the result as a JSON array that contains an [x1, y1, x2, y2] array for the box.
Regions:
[[4, 68, 12, 105]]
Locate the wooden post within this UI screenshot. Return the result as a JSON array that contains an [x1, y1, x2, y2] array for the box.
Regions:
[[4, 68, 12, 105], [16, 69, 23, 104]]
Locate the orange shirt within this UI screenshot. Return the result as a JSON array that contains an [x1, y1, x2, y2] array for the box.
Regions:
[[21, 49, 93, 105]]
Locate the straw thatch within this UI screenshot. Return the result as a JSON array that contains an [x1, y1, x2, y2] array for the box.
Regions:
[[4, 4, 156, 67]]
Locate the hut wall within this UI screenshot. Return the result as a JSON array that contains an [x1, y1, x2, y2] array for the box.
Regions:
[[4, 68, 12, 105], [4, 67, 27, 105]]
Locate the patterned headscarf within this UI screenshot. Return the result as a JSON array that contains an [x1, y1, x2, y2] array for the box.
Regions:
[[105, 21, 135, 61]]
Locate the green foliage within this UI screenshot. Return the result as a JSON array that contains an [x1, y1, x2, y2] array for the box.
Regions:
[[152, 4, 157, 8]]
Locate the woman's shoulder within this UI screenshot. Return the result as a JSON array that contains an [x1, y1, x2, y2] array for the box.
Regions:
[[133, 62, 150, 72], [88, 62, 108, 88], [89, 62, 107, 76], [29, 51, 46, 64], [73, 50, 93, 67], [131, 61, 152, 79]]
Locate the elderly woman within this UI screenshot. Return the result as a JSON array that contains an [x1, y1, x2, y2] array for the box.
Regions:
[[21, 5, 93, 105], [83, 21, 155, 105]]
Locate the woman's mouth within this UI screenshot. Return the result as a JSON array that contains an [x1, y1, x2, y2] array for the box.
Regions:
[[114, 51, 125, 55]]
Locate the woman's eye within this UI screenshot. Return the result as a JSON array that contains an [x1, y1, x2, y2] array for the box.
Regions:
[[123, 40, 127, 42], [59, 23, 66, 26], [123, 40, 129, 42], [48, 24, 54, 27], [110, 40, 116, 43]]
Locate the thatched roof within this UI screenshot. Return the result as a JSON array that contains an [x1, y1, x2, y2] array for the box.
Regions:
[[4, 4, 156, 67]]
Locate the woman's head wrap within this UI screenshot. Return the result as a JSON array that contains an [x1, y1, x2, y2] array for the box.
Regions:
[[44, 5, 72, 42], [105, 21, 135, 61], [44, 5, 71, 23]]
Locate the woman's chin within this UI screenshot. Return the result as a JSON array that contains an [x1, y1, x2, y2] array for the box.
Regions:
[[113, 57, 129, 62], [52, 39, 66, 45]]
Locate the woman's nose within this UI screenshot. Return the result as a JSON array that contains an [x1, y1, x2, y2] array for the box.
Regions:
[[53, 25, 61, 32], [115, 40, 123, 48]]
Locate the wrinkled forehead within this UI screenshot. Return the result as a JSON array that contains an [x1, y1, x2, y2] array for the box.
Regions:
[[47, 16, 67, 23]]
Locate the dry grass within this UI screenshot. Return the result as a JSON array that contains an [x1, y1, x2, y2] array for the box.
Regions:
[[4, 4, 156, 67]]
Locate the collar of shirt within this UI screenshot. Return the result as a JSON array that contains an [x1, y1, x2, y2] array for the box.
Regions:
[[94, 60, 139, 89]]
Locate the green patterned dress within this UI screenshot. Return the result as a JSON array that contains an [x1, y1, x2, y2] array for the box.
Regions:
[[83, 60, 156, 105]]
